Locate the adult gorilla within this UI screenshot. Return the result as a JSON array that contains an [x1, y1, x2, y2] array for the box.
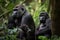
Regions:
[[7, 4, 35, 40]]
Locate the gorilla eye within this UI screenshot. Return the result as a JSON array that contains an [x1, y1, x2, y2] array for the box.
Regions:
[[21, 8, 24, 11]]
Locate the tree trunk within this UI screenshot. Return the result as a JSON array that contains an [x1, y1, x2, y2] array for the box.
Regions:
[[51, 0, 60, 36], [47, 0, 50, 13]]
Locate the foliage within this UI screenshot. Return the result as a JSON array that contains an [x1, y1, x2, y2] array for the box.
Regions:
[[38, 35, 60, 40], [38, 36, 48, 40]]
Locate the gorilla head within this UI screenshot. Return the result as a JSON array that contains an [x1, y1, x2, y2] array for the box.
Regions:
[[39, 12, 49, 23], [12, 5, 26, 18]]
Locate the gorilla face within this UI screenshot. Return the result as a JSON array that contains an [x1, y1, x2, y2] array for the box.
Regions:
[[39, 12, 49, 23], [12, 8, 19, 18], [12, 5, 26, 18], [40, 16, 46, 21]]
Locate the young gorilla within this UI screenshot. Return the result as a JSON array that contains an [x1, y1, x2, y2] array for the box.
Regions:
[[35, 11, 51, 40]]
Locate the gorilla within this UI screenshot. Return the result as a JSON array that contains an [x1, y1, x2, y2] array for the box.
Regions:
[[35, 11, 51, 40], [7, 5, 35, 40]]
